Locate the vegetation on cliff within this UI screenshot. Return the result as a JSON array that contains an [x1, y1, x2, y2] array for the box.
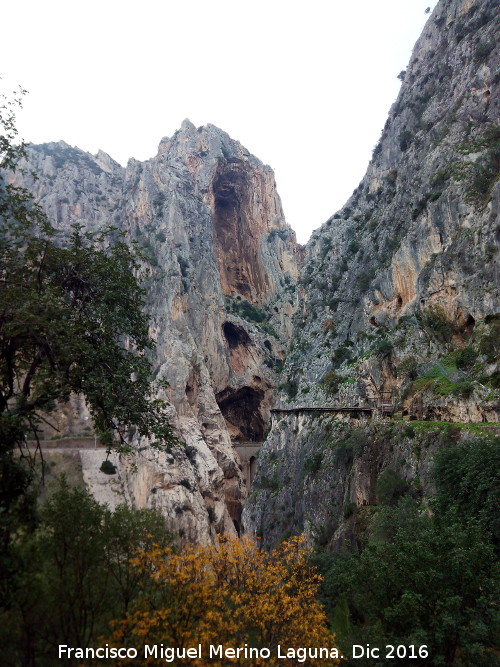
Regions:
[[313, 434, 500, 665], [0, 91, 176, 605]]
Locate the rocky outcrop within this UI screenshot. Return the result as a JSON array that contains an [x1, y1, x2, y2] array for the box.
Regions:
[[9, 0, 498, 551], [244, 0, 499, 546], [244, 414, 500, 550], [269, 0, 499, 416], [12, 122, 300, 542]]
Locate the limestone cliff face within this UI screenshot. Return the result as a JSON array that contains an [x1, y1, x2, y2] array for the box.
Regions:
[[13, 122, 299, 542], [272, 0, 498, 417], [244, 0, 499, 547]]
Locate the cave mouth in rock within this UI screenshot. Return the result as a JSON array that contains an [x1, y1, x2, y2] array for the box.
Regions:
[[223, 321, 251, 349], [216, 385, 265, 442], [213, 160, 248, 212], [465, 314, 476, 333]]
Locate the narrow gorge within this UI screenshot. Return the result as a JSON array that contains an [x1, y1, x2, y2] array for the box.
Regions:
[[9, 0, 499, 555], [244, 0, 499, 549]]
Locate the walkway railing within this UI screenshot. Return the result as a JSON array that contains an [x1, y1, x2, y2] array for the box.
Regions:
[[271, 398, 395, 418]]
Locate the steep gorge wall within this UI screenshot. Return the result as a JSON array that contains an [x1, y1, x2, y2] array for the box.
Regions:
[[275, 0, 498, 418], [244, 0, 499, 547], [8, 0, 498, 550], [12, 121, 300, 542]]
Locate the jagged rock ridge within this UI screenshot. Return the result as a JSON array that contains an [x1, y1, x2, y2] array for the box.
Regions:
[[12, 121, 300, 542], [244, 0, 499, 547]]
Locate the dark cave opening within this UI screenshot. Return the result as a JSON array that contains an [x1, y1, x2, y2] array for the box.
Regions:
[[216, 386, 265, 442], [213, 163, 247, 211], [465, 314, 476, 333], [213, 162, 248, 228], [249, 456, 257, 485], [223, 321, 251, 349]]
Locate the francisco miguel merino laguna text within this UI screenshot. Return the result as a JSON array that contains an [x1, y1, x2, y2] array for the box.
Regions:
[[58, 643, 341, 662]]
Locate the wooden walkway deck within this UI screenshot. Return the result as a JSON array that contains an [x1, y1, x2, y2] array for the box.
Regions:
[[271, 405, 374, 415]]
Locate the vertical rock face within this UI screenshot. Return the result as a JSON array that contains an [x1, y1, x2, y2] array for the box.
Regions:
[[9, 0, 498, 551], [211, 158, 279, 303], [12, 121, 300, 543], [244, 0, 499, 547], [272, 0, 498, 414]]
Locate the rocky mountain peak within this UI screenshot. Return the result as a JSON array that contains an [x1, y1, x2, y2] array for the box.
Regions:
[[93, 148, 122, 174], [11, 121, 300, 543], [180, 117, 196, 132], [9, 0, 497, 553]]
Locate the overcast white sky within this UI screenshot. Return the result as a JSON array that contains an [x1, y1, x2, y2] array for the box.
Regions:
[[2, 0, 437, 243]]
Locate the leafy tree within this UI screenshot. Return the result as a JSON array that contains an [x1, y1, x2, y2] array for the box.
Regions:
[[432, 436, 500, 547], [375, 468, 409, 506], [344, 511, 497, 665], [323, 370, 341, 394], [0, 480, 172, 667], [0, 202, 176, 455], [316, 502, 499, 666], [0, 90, 176, 599], [314, 434, 500, 666], [110, 535, 339, 666], [418, 305, 457, 344], [103, 503, 170, 615]]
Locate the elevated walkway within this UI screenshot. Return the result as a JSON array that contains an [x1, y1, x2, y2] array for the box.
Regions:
[[271, 393, 396, 420], [27, 436, 105, 449], [271, 406, 373, 416]]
